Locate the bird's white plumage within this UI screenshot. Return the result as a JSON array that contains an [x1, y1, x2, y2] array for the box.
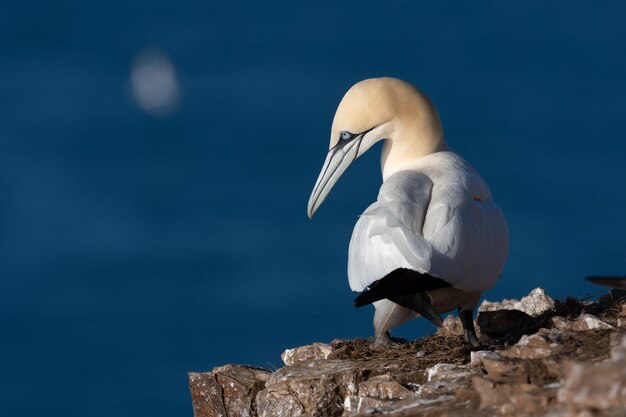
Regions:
[[348, 151, 508, 294], [372, 299, 418, 338], [307, 77, 509, 340]]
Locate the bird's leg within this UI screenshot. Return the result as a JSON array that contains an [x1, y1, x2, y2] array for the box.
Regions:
[[389, 293, 443, 328], [458, 309, 479, 346], [375, 331, 408, 347], [375, 331, 396, 346]]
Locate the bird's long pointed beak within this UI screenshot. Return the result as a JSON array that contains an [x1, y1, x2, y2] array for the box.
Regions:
[[307, 135, 363, 219]]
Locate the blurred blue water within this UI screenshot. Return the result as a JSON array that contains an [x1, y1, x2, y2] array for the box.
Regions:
[[1, 1, 626, 416]]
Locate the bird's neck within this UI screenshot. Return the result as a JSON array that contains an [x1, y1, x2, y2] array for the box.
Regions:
[[381, 126, 449, 180]]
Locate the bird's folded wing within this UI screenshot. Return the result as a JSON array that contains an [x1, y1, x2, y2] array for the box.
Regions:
[[348, 168, 508, 294], [348, 187, 433, 292], [422, 175, 509, 292]]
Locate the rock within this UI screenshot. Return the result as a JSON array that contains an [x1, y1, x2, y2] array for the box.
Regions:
[[482, 356, 563, 387], [518, 287, 556, 315], [477, 309, 539, 340], [506, 389, 552, 415], [419, 364, 479, 397], [188, 365, 271, 417], [343, 395, 455, 416], [343, 395, 394, 415], [426, 363, 458, 382], [256, 379, 341, 417], [551, 316, 573, 330], [470, 350, 501, 365], [436, 315, 464, 336], [610, 334, 626, 361], [540, 327, 566, 343], [357, 374, 413, 400], [263, 359, 369, 398], [479, 288, 555, 316], [501, 332, 559, 359], [597, 288, 626, 307], [481, 358, 528, 384], [189, 373, 228, 417], [256, 358, 389, 417], [517, 332, 552, 348], [557, 360, 626, 409], [189, 289, 626, 417], [473, 376, 553, 413], [572, 314, 613, 330], [528, 359, 562, 385], [472, 377, 536, 408], [281, 343, 333, 366], [556, 333, 626, 411]]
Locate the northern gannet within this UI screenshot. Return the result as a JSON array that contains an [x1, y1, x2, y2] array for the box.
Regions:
[[307, 77, 509, 345]]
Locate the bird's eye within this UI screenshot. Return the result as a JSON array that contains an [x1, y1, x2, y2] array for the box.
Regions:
[[340, 131, 353, 141]]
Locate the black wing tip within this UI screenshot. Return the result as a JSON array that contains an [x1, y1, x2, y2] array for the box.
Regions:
[[352, 268, 452, 309], [587, 276, 626, 284], [588, 275, 625, 281], [353, 293, 371, 308]]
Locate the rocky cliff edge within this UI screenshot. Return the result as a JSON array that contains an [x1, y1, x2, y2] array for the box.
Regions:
[[189, 288, 626, 417]]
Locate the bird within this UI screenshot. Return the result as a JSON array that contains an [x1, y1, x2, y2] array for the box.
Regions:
[[587, 276, 626, 290], [307, 77, 509, 345]]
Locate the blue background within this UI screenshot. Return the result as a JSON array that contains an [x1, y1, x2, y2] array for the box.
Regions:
[[2, 1, 626, 416]]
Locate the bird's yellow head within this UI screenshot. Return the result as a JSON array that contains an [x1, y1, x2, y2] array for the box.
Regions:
[[308, 77, 446, 218]]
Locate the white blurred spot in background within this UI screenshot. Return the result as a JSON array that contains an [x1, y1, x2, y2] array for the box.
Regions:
[[130, 49, 180, 117]]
